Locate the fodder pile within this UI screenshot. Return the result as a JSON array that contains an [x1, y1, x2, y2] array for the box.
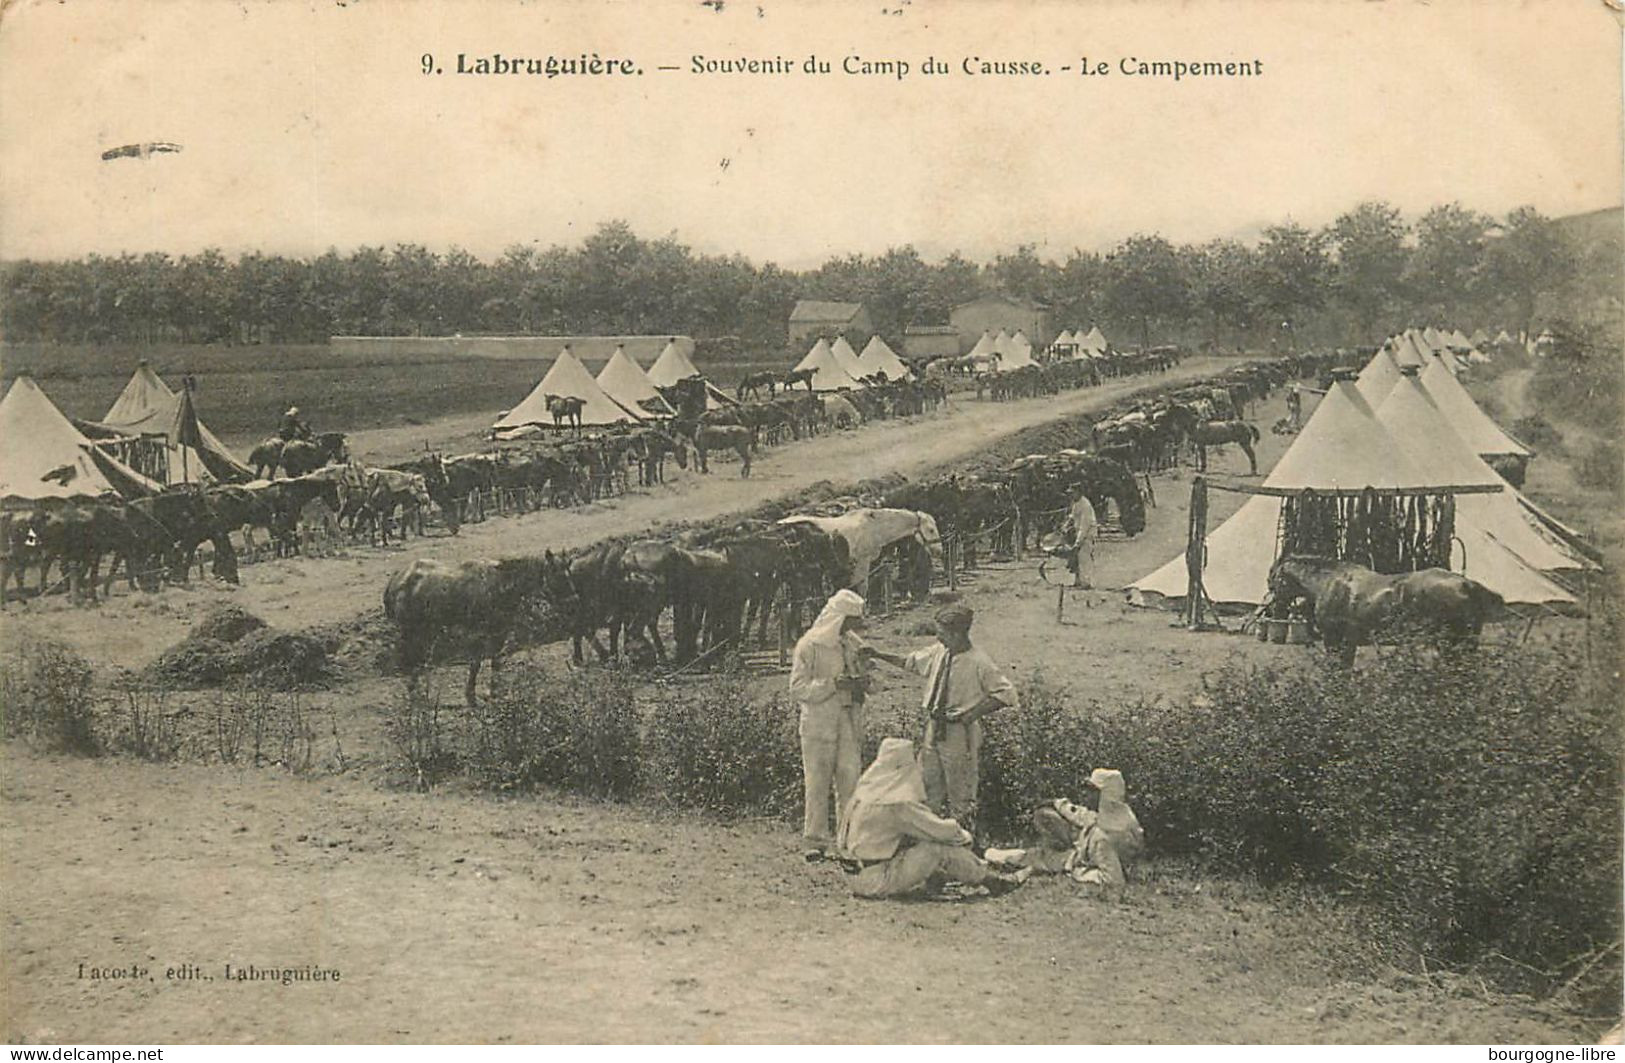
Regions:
[[149, 608, 333, 690]]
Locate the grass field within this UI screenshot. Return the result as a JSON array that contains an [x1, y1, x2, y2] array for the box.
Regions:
[[0, 342, 789, 447]]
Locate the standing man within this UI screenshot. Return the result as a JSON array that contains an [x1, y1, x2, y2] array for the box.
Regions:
[[865, 603, 1017, 844], [788, 589, 871, 860], [1064, 492, 1099, 590]]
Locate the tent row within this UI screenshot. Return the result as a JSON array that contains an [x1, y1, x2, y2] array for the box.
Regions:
[[494, 338, 740, 432], [791, 335, 914, 392], [1049, 326, 1109, 359], [1130, 346, 1592, 611]]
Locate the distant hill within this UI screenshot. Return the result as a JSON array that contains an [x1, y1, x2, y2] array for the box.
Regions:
[[1552, 204, 1622, 244]]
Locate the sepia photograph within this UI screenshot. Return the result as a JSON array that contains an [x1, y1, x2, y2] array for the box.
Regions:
[[0, 0, 1621, 1046]]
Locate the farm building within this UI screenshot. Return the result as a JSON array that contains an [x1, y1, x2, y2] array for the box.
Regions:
[[949, 294, 1053, 351], [787, 301, 873, 347], [903, 325, 963, 360]]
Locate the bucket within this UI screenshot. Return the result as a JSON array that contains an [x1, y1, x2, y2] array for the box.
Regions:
[[1285, 619, 1312, 645], [1267, 618, 1289, 644]]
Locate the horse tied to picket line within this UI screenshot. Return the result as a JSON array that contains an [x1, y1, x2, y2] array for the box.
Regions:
[[384, 554, 574, 705], [778, 507, 943, 596], [736, 372, 778, 401], [1267, 555, 1505, 666], [781, 368, 816, 392], [673, 422, 754, 477], [1188, 420, 1261, 474]]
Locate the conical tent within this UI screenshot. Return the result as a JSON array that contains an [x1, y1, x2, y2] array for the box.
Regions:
[[1051, 329, 1076, 351], [967, 331, 997, 360], [596, 346, 675, 418], [646, 340, 733, 410], [1449, 329, 1472, 350], [1419, 356, 1530, 458], [1392, 332, 1428, 368], [79, 361, 253, 484], [1494, 329, 1515, 346], [1355, 346, 1401, 405], [1130, 380, 1432, 605], [793, 338, 862, 391], [829, 335, 866, 381], [1423, 326, 1446, 350], [492, 348, 642, 430], [1470, 328, 1491, 348], [856, 336, 912, 381], [0, 376, 161, 504], [1378, 376, 1585, 581], [991, 330, 1013, 358], [1083, 326, 1108, 353], [998, 331, 1037, 371]]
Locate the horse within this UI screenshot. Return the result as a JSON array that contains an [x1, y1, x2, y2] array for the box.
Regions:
[[778, 508, 942, 593], [545, 394, 585, 433], [384, 554, 573, 706], [736, 371, 778, 402], [250, 433, 347, 478], [1188, 420, 1260, 474], [677, 423, 753, 477], [1267, 556, 1504, 666], [781, 368, 816, 392]]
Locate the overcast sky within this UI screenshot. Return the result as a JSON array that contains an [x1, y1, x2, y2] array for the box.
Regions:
[[1, 0, 1619, 268]]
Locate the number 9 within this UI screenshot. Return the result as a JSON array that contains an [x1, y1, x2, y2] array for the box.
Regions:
[[421, 53, 435, 75]]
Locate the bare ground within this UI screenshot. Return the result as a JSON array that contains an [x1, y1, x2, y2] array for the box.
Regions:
[[1, 360, 1605, 1043]]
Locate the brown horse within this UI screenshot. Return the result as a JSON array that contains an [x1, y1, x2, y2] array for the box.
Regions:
[[736, 371, 778, 401], [677, 423, 753, 477], [1268, 556, 1504, 666], [781, 368, 816, 392], [1188, 420, 1260, 474], [545, 394, 585, 433]]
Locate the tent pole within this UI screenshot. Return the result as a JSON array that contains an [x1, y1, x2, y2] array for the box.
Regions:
[[1185, 475, 1208, 630]]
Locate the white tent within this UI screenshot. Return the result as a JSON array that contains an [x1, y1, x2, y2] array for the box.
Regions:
[[492, 347, 642, 430], [596, 345, 675, 418], [0, 375, 161, 504], [646, 339, 733, 410], [1132, 379, 1428, 605], [1422, 326, 1447, 350], [991, 329, 1013, 358], [855, 335, 912, 381], [1355, 346, 1402, 406], [1051, 329, 1077, 352], [966, 331, 997, 362], [78, 361, 254, 484], [1378, 375, 1585, 594], [1081, 326, 1108, 355], [1419, 355, 1531, 458], [1001, 330, 1037, 370], [1469, 328, 1491, 348], [1391, 331, 1429, 368], [829, 335, 867, 381], [1494, 329, 1516, 346], [793, 338, 862, 391]]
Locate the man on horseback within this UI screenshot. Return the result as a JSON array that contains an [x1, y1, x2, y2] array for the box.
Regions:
[[279, 406, 313, 442]]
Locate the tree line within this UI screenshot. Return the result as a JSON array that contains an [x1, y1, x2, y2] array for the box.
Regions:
[[1, 202, 1612, 352]]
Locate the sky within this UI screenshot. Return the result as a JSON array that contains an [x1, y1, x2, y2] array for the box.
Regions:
[[1, 0, 1620, 268]]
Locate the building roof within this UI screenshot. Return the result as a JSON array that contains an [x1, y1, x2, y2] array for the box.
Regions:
[[789, 300, 866, 324], [952, 293, 1050, 312], [904, 325, 959, 336]]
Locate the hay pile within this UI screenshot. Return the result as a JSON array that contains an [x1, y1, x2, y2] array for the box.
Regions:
[[149, 607, 333, 690]]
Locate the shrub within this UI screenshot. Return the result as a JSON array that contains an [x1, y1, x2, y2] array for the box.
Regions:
[[1575, 439, 1622, 496], [108, 676, 187, 762], [1510, 415, 1564, 455], [994, 643, 1622, 1009], [0, 637, 99, 754], [385, 677, 456, 787], [467, 665, 641, 798], [645, 675, 801, 816]]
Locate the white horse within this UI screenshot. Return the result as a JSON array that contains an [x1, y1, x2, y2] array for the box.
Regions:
[[779, 508, 943, 591]]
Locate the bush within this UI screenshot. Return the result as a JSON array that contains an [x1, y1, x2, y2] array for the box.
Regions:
[[1511, 415, 1564, 455], [466, 665, 641, 798], [0, 637, 99, 754], [1575, 439, 1622, 496], [385, 677, 456, 788], [646, 675, 801, 816], [986, 645, 1622, 1009], [108, 677, 187, 762]]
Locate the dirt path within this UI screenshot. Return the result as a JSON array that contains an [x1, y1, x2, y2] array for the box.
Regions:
[[0, 751, 1586, 1044], [6, 358, 1241, 671]]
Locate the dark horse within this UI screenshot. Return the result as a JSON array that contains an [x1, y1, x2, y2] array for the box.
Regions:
[[736, 371, 778, 401], [546, 394, 585, 433], [249, 432, 349, 478], [781, 368, 816, 392], [384, 554, 572, 705], [1188, 420, 1260, 474], [1268, 556, 1504, 666]]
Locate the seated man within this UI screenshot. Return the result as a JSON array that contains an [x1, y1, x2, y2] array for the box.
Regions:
[[985, 769, 1145, 888], [836, 737, 1026, 900], [279, 406, 312, 442]]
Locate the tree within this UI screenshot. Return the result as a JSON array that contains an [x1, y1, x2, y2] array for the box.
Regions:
[[1186, 239, 1258, 348], [1482, 206, 1578, 335], [1102, 235, 1190, 348], [1405, 203, 1491, 321], [1251, 223, 1329, 347], [1326, 201, 1409, 339]]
